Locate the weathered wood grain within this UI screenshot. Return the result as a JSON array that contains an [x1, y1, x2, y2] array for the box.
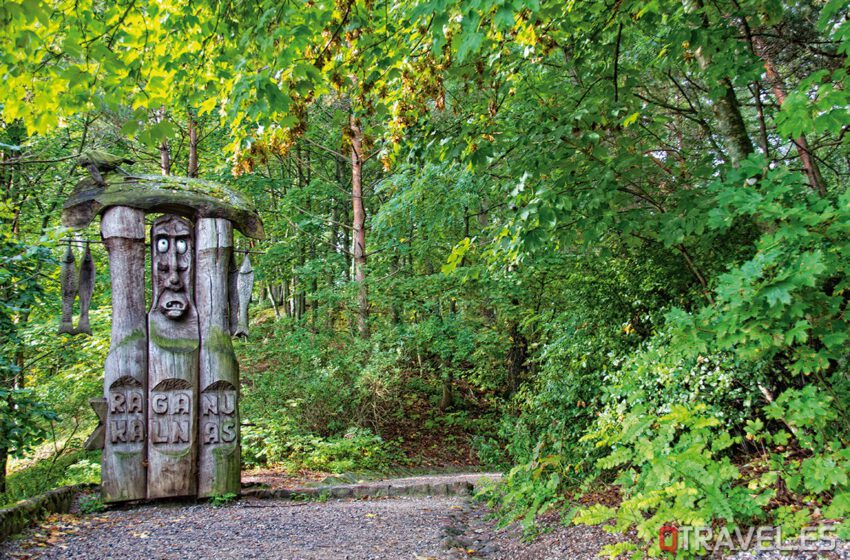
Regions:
[[101, 206, 147, 503], [83, 398, 106, 451], [196, 218, 241, 497]]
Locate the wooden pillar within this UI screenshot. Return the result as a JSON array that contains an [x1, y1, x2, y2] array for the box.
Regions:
[[196, 218, 241, 497], [147, 215, 199, 499], [101, 207, 147, 503]]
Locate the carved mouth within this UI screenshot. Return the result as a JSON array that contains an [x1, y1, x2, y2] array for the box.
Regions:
[[159, 292, 189, 319]]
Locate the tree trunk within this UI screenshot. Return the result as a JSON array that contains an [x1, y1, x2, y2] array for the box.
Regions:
[[505, 313, 528, 398], [283, 281, 292, 318], [327, 196, 339, 331], [296, 242, 305, 321], [350, 115, 369, 339], [688, 0, 754, 164], [196, 218, 240, 497], [439, 369, 453, 412], [268, 285, 281, 318], [187, 113, 199, 178], [752, 37, 826, 196], [336, 156, 352, 286], [711, 79, 754, 164], [159, 141, 171, 175], [157, 108, 172, 176], [0, 368, 10, 494], [101, 207, 148, 502], [308, 158, 318, 327], [342, 203, 351, 283]]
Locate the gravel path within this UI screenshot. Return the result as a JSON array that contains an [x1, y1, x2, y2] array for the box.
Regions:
[[1, 496, 469, 559], [3, 473, 849, 560]]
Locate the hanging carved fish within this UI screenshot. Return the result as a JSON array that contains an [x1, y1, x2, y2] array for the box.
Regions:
[[75, 243, 95, 335], [234, 252, 254, 337], [58, 243, 77, 334], [228, 252, 239, 335]]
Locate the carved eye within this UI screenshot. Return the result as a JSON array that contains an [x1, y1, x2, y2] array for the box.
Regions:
[[176, 239, 188, 254], [156, 238, 169, 253]]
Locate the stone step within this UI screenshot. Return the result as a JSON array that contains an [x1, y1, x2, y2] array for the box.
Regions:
[[242, 473, 501, 501]]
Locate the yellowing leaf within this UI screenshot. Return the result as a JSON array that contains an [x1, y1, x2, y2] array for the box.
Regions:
[[199, 96, 219, 116]]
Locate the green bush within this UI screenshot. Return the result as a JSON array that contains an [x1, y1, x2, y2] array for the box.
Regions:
[[242, 422, 402, 473], [78, 494, 106, 514], [60, 457, 101, 487], [605, 337, 768, 429], [574, 385, 850, 558]]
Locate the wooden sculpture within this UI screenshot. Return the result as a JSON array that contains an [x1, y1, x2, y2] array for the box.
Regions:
[[233, 253, 254, 338], [76, 243, 95, 335], [58, 243, 77, 334], [62, 152, 263, 503]]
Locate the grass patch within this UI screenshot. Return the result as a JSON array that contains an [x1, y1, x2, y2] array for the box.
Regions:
[[1, 449, 101, 507]]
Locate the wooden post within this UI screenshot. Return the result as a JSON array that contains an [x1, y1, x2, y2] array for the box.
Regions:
[[101, 207, 147, 503], [196, 218, 241, 497], [147, 215, 199, 499]]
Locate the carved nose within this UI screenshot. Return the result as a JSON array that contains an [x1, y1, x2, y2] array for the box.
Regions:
[[165, 272, 182, 290]]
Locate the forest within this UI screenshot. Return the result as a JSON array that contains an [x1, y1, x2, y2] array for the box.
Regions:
[[1, 0, 849, 557]]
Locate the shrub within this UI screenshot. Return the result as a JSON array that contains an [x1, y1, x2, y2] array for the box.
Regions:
[[575, 385, 850, 558], [242, 422, 401, 474], [78, 494, 106, 514], [60, 457, 101, 486]]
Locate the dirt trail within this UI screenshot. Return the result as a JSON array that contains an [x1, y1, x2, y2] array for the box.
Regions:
[[2, 496, 469, 559], [0, 473, 497, 560], [4, 472, 841, 559]]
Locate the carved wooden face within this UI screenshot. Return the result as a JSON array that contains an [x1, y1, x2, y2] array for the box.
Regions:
[[151, 215, 194, 319]]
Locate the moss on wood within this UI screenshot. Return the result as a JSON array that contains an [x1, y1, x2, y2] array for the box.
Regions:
[[62, 173, 264, 239]]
